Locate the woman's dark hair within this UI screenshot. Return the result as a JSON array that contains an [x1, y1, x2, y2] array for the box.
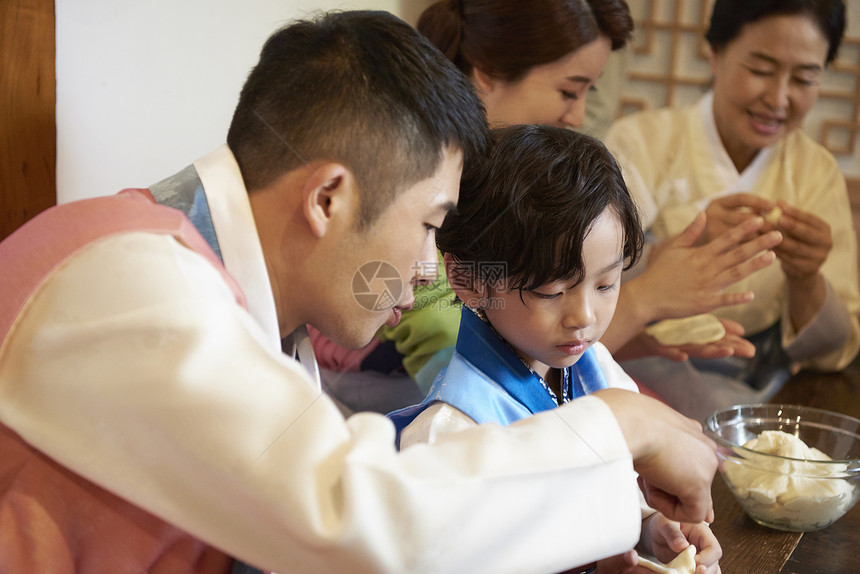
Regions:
[[437, 125, 643, 294], [706, 0, 845, 64], [418, 0, 634, 82]]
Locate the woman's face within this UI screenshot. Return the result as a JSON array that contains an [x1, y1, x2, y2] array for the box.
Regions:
[[709, 14, 829, 171], [474, 35, 612, 129]]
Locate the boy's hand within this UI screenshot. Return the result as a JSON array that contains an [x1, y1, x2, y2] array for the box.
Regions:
[[593, 516, 721, 573], [641, 515, 722, 574]]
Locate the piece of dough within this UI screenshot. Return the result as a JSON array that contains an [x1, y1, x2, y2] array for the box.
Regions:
[[764, 206, 782, 226], [638, 544, 697, 574], [645, 314, 726, 346]]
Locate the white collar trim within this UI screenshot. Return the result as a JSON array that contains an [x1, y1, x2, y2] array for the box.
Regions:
[[696, 92, 774, 210], [193, 145, 281, 353]]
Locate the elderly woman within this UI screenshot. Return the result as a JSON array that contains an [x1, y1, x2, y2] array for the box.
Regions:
[[605, 0, 860, 422]]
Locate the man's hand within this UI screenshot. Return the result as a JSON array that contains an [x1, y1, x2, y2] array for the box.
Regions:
[[595, 389, 718, 525]]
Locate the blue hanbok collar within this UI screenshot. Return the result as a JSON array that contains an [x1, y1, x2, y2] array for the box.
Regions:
[[458, 306, 608, 413], [387, 306, 610, 439], [457, 307, 562, 414]]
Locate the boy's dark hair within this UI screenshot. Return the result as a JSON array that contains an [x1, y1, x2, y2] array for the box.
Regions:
[[437, 124, 643, 292], [227, 10, 489, 229], [706, 0, 845, 64], [418, 0, 633, 83]]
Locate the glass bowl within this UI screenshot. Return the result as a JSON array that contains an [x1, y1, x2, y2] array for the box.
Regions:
[[705, 404, 860, 532]]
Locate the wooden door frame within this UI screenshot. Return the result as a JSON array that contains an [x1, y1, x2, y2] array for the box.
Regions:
[[1, 0, 56, 241]]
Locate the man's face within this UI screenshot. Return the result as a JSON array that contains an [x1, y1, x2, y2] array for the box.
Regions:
[[316, 146, 462, 348]]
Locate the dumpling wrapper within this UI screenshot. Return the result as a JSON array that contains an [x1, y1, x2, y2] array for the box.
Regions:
[[645, 314, 726, 346], [638, 544, 697, 574]]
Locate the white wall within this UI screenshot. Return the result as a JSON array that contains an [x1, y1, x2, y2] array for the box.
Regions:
[[55, 1, 432, 203]]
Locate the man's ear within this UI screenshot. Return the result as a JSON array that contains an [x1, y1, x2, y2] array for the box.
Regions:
[[302, 163, 354, 238], [443, 252, 486, 307]]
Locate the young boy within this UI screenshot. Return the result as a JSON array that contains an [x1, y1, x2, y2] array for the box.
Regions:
[[390, 125, 722, 574]]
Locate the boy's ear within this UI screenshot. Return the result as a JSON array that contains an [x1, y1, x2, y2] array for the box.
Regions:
[[443, 252, 487, 307], [301, 163, 354, 238]]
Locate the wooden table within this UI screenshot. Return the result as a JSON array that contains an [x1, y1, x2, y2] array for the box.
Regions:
[[709, 368, 860, 574]]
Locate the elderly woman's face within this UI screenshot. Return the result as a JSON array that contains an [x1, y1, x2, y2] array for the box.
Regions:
[[709, 14, 829, 171]]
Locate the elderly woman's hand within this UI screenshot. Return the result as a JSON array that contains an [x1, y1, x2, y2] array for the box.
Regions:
[[771, 201, 832, 282]]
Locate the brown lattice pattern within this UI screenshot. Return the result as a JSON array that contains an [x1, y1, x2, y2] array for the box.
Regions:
[[621, 0, 711, 113], [819, 37, 860, 155]]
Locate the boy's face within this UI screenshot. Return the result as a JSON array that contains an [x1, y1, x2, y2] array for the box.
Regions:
[[483, 207, 623, 380], [317, 146, 462, 349]]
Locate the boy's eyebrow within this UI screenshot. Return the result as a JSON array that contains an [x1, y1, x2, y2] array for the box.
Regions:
[[601, 255, 624, 273], [562, 255, 625, 290]]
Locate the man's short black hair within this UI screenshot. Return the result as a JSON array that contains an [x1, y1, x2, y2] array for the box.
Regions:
[[227, 10, 489, 229]]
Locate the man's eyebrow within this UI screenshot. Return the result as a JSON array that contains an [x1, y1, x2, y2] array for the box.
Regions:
[[749, 51, 823, 72]]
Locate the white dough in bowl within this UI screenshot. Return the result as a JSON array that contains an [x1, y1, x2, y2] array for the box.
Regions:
[[722, 430, 855, 530]]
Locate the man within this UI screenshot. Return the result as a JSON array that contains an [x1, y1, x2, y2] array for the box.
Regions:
[[0, 11, 717, 573]]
